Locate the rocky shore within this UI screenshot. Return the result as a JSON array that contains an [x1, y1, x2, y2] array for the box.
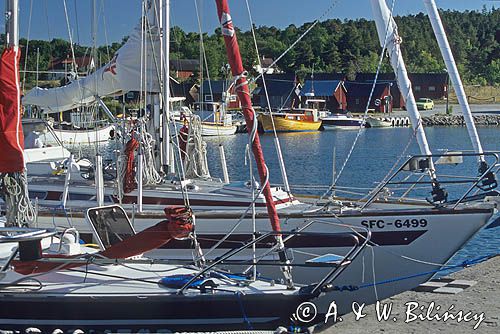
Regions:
[[422, 114, 500, 126]]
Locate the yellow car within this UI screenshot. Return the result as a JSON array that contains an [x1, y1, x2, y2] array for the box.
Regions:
[[416, 98, 434, 110]]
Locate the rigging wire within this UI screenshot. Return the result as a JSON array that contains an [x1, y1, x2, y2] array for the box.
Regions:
[[252, 0, 340, 84], [62, 0, 78, 74], [193, 0, 222, 141], [317, 0, 399, 203], [73, 0, 80, 45], [244, 0, 296, 194], [21, 0, 33, 91]]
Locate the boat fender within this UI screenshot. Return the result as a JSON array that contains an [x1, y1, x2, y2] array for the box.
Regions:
[[123, 135, 139, 193], [179, 122, 189, 161]]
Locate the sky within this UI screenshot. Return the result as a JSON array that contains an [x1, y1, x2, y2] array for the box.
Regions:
[[0, 0, 497, 45]]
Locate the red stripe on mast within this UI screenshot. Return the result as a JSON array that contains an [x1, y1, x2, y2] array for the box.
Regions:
[[214, 0, 281, 232]]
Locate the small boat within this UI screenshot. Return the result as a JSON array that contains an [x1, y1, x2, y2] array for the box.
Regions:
[[321, 113, 365, 130], [49, 121, 115, 148], [258, 108, 322, 133], [365, 116, 393, 128], [190, 102, 237, 136]]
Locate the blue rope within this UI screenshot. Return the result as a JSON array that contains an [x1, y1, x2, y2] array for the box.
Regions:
[[331, 253, 498, 292], [236, 292, 253, 330]]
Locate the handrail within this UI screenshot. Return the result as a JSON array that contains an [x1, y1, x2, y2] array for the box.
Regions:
[[177, 229, 369, 296], [361, 151, 499, 210]]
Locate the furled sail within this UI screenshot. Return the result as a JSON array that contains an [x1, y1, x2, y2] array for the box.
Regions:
[[0, 47, 24, 172], [22, 9, 160, 113]]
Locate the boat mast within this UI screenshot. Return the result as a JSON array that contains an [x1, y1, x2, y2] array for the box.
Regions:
[[2, 0, 32, 227], [5, 0, 18, 50], [214, 0, 293, 288], [422, 0, 486, 171], [214, 0, 281, 233], [371, 0, 432, 158], [371, 0, 447, 202], [161, 0, 172, 174]]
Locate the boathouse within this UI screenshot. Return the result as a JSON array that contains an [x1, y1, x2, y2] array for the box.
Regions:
[[300, 76, 348, 112], [252, 73, 301, 110], [354, 73, 405, 109], [345, 81, 393, 113], [170, 59, 200, 81], [408, 73, 449, 99], [355, 72, 449, 103]]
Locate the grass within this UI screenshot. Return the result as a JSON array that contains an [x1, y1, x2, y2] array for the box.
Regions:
[[445, 85, 500, 104]]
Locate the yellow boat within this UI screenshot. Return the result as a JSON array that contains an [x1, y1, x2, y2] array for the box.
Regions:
[[258, 108, 322, 133]]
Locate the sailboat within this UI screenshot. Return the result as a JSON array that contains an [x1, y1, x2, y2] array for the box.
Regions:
[[0, 2, 366, 332], [0, 204, 369, 332], [9, 0, 498, 320], [26, 0, 499, 319], [20, 0, 295, 213]]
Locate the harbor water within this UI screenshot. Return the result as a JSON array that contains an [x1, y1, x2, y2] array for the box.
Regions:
[[202, 127, 500, 272]]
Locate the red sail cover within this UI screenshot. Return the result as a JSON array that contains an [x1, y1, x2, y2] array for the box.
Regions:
[[0, 47, 24, 172], [215, 0, 281, 232], [12, 206, 193, 275]]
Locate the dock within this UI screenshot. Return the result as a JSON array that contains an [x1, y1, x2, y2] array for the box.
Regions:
[[319, 255, 500, 333]]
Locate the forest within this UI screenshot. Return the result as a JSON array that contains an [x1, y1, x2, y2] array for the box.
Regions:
[[11, 7, 500, 87]]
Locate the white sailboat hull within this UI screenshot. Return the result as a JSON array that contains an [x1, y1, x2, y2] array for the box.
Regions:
[[32, 203, 493, 315]]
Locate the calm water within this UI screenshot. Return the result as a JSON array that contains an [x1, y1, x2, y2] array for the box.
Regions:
[[203, 127, 500, 272]]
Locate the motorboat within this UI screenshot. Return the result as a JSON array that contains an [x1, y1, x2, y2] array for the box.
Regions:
[[321, 113, 365, 130], [365, 116, 393, 128], [258, 108, 322, 133]]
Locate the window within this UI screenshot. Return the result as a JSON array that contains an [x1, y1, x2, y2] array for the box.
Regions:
[[414, 86, 421, 92], [229, 95, 237, 102], [355, 98, 360, 105], [428, 86, 436, 92], [205, 95, 213, 102]]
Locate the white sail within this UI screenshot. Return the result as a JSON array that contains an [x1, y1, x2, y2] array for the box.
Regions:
[[23, 9, 160, 113]]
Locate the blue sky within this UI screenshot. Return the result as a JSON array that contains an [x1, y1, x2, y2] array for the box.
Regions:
[[1, 0, 496, 45]]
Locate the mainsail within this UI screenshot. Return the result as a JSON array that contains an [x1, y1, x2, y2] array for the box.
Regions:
[[22, 8, 161, 113]]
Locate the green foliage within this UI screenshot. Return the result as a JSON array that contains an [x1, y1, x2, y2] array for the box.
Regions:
[[16, 8, 500, 87]]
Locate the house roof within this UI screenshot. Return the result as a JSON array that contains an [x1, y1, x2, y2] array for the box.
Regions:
[[408, 73, 449, 86], [300, 80, 342, 97], [305, 73, 346, 81], [170, 59, 200, 72], [355, 72, 448, 85], [344, 81, 388, 97], [252, 78, 298, 97], [48, 56, 92, 70], [201, 80, 230, 94], [260, 56, 275, 68], [255, 73, 297, 85]]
